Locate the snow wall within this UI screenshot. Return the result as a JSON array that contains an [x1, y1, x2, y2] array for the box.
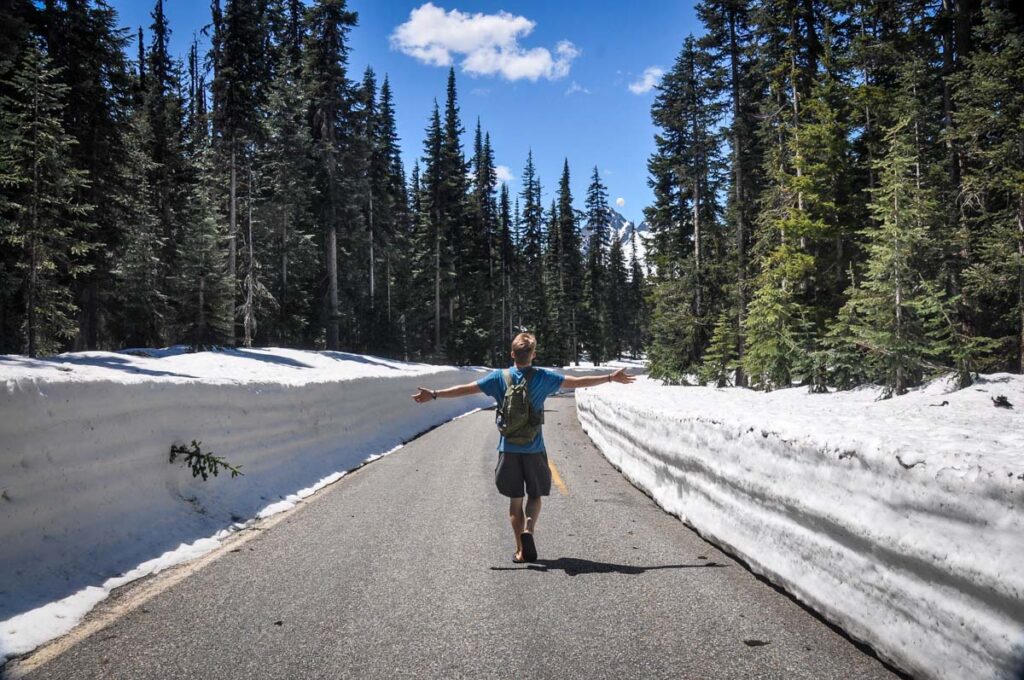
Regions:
[[1, 358, 489, 630], [576, 380, 1024, 680]]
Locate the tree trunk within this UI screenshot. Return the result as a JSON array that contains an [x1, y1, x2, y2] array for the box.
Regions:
[[693, 178, 701, 317], [894, 187, 904, 395], [368, 190, 375, 311], [28, 81, 39, 356], [280, 210, 288, 340], [729, 9, 747, 387], [1018, 193, 1023, 373], [228, 139, 237, 346], [434, 211, 441, 354], [327, 221, 339, 350], [243, 167, 255, 348], [27, 239, 37, 357], [197, 273, 205, 350]]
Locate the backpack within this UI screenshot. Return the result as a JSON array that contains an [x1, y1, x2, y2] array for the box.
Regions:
[[495, 367, 544, 446]]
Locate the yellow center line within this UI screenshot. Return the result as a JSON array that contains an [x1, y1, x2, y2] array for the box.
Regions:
[[548, 458, 569, 496]]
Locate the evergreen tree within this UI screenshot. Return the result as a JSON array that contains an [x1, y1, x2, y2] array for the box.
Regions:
[[418, 101, 447, 356], [605, 234, 629, 359], [517, 150, 548, 343], [582, 166, 610, 364], [820, 284, 871, 390], [439, 68, 473, 362], [112, 108, 166, 348], [744, 2, 851, 389], [555, 160, 583, 364], [406, 159, 436, 356], [699, 310, 738, 387], [174, 150, 234, 349], [259, 0, 317, 345], [954, 2, 1024, 374], [143, 0, 188, 301], [542, 197, 565, 365], [210, 0, 270, 343], [647, 277, 700, 383], [645, 35, 725, 376], [627, 230, 647, 357], [374, 75, 410, 355], [697, 0, 762, 385], [42, 0, 135, 349], [498, 181, 515, 351], [842, 119, 948, 396], [301, 0, 358, 350], [0, 41, 94, 356], [467, 122, 499, 363]]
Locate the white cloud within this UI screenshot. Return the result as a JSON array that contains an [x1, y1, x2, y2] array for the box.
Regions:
[[615, 197, 625, 207], [391, 3, 579, 81], [628, 66, 664, 94], [496, 165, 515, 183], [565, 81, 590, 96]]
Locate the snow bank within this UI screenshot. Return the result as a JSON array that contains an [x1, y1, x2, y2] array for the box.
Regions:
[[576, 375, 1024, 680], [0, 347, 490, 661], [561, 357, 647, 371]]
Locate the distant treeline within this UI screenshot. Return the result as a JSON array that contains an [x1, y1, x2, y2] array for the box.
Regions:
[[0, 0, 646, 366], [644, 0, 1023, 394]]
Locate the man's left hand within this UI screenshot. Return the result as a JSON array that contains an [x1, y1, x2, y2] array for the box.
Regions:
[[610, 368, 636, 384]]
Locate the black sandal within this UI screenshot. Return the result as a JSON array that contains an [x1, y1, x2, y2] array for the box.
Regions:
[[520, 533, 537, 562]]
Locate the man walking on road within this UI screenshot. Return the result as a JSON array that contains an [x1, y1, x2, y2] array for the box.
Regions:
[[412, 332, 635, 563]]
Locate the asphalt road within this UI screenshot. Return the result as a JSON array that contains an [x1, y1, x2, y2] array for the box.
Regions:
[[13, 394, 902, 680]]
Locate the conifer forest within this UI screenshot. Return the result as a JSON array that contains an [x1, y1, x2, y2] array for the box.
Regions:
[[1, 0, 1022, 397]]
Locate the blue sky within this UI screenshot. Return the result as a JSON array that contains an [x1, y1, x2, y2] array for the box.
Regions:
[[110, 0, 703, 225]]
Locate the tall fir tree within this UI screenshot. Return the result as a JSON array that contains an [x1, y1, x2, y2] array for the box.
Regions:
[[112, 105, 165, 348], [627, 229, 648, 357], [838, 118, 948, 396], [418, 101, 447, 356], [301, 0, 358, 350], [605, 233, 629, 359], [518, 150, 548, 342], [555, 160, 583, 364], [645, 35, 726, 378], [42, 0, 134, 350], [210, 0, 269, 344], [259, 0, 317, 346], [697, 0, 762, 385], [0, 41, 94, 356], [582, 166, 610, 364], [467, 121, 499, 364], [953, 2, 1024, 374]]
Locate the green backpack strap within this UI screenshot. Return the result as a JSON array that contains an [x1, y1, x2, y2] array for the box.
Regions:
[[504, 366, 536, 389]]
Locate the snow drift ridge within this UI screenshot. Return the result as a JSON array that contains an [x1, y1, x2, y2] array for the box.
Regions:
[[0, 348, 490, 661], [576, 376, 1024, 680]]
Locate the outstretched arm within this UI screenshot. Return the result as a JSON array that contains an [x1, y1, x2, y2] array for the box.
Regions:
[[411, 381, 483, 403], [561, 367, 636, 389]]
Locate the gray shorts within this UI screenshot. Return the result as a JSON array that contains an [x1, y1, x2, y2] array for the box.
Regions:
[[495, 451, 551, 498]]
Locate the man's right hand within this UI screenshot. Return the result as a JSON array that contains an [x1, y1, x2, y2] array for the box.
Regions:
[[411, 387, 434, 403]]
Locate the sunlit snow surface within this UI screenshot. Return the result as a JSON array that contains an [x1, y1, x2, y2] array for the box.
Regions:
[[577, 374, 1024, 680], [0, 347, 490, 663]]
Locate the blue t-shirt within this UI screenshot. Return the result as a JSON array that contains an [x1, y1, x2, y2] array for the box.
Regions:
[[476, 366, 565, 453]]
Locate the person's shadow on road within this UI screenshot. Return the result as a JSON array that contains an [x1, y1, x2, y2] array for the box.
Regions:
[[491, 557, 728, 576]]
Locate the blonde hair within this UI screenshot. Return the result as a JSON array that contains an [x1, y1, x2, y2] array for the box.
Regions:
[[511, 332, 537, 363]]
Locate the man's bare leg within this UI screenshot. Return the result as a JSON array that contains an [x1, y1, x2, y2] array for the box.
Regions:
[[525, 496, 542, 533], [509, 497, 527, 561]]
